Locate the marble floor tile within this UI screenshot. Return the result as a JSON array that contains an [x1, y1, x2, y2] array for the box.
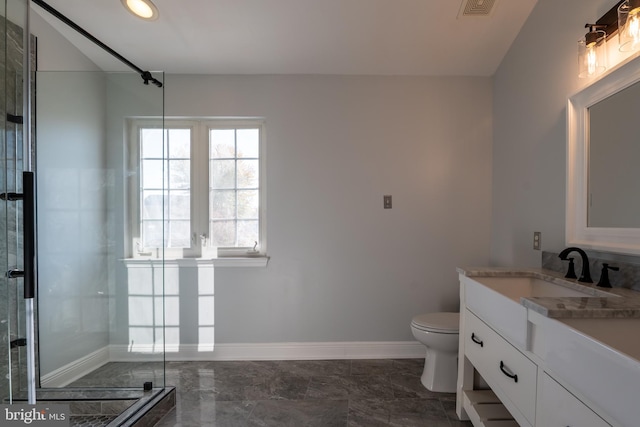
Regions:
[[244, 375, 310, 401], [390, 373, 442, 399], [349, 359, 394, 376], [441, 398, 474, 426], [347, 398, 392, 426], [207, 361, 281, 379], [388, 398, 452, 427], [82, 358, 472, 426], [275, 359, 350, 377], [391, 358, 424, 376], [201, 375, 264, 401], [167, 399, 255, 426], [247, 399, 348, 427], [166, 371, 218, 392], [348, 375, 395, 399], [305, 375, 351, 400]]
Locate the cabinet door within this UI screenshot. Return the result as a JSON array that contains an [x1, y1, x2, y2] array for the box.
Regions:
[[537, 374, 610, 427]]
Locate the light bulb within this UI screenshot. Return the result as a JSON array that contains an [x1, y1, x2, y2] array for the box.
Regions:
[[127, 0, 153, 18], [629, 11, 640, 45], [618, 1, 640, 52], [578, 29, 607, 78], [121, 0, 159, 20], [587, 45, 598, 76]]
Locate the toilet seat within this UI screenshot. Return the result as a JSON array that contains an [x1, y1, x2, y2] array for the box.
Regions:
[[411, 312, 459, 334]]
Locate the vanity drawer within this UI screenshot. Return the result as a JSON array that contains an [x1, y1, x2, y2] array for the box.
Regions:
[[464, 309, 537, 426], [537, 373, 610, 427]]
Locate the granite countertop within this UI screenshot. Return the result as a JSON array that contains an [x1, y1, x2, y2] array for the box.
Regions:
[[457, 267, 640, 319]]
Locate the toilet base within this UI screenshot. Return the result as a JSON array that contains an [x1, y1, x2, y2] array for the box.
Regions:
[[420, 349, 458, 393]]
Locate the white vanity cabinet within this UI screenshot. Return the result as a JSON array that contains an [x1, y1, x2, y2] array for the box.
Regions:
[[457, 273, 621, 427], [536, 374, 610, 427]]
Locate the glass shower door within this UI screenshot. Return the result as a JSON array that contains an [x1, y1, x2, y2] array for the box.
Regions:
[[0, 5, 169, 424], [1, 1, 168, 412], [35, 70, 166, 393]]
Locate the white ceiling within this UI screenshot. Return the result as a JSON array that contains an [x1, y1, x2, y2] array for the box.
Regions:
[[33, 0, 538, 76]]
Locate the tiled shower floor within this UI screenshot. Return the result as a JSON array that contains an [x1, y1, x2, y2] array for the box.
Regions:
[[30, 386, 173, 427], [71, 414, 117, 427]]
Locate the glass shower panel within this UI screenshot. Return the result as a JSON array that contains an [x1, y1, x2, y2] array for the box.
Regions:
[[35, 71, 165, 390]]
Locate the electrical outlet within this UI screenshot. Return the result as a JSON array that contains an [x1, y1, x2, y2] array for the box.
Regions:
[[533, 231, 541, 250], [384, 195, 392, 209]]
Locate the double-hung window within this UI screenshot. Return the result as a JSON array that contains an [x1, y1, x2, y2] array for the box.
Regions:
[[129, 118, 266, 259]]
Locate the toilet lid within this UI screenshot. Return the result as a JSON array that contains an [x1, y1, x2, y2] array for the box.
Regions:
[[411, 312, 459, 333]]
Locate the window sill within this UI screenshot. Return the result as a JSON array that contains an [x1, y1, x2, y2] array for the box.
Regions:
[[121, 256, 269, 268]]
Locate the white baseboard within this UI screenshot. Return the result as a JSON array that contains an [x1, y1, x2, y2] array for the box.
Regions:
[[40, 346, 110, 388], [109, 341, 424, 362]]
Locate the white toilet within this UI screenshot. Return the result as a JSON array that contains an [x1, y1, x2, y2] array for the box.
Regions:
[[410, 312, 460, 393]]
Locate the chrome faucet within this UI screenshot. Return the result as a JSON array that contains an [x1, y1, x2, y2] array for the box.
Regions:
[[558, 247, 593, 283]]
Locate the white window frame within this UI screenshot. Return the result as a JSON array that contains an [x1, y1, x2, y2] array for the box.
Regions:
[[126, 117, 267, 260], [206, 119, 267, 258]]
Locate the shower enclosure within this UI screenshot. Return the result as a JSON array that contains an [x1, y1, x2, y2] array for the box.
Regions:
[[1, 0, 170, 423]]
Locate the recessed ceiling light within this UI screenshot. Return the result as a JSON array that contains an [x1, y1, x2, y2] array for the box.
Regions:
[[121, 0, 159, 21]]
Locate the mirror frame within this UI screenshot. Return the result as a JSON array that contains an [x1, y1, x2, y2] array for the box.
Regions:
[[567, 53, 640, 255]]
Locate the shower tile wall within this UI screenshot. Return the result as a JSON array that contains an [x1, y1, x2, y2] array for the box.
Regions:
[[0, 15, 36, 401]]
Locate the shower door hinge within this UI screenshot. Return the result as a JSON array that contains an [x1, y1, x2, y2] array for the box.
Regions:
[[10, 338, 27, 349], [6, 113, 23, 124]]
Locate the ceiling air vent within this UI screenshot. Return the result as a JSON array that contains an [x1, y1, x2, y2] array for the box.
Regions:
[[458, 0, 498, 17]]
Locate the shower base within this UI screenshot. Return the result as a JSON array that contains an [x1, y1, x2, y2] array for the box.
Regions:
[[12, 386, 175, 427]]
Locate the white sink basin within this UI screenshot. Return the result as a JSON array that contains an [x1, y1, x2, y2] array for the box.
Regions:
[[472, 276, 614, 302]]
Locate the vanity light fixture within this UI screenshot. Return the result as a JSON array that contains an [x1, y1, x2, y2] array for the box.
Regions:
[[576, 1, 629, 78], [618, 0, 640, 51], [121, 0, 159, 21], [578, 24, 608, 78]]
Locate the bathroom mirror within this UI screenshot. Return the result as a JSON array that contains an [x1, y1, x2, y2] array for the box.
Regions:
[[588, 80, 640, 228], [567, 53, 640, 255]]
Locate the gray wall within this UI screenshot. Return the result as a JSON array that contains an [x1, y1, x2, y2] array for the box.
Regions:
[[32, 9, 108, 377], [31, 11, 100, 72], [165, 75, 493, 343], [36, 72, 110, 376], [491, 0, 624, 266]]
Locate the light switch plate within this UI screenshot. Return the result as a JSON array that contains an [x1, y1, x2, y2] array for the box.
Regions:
[[384, 195, 392, 209]]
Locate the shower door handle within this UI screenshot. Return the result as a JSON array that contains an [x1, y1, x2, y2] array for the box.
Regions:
[[23, 171, 35, 299], [6, 269, 24, 278]]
